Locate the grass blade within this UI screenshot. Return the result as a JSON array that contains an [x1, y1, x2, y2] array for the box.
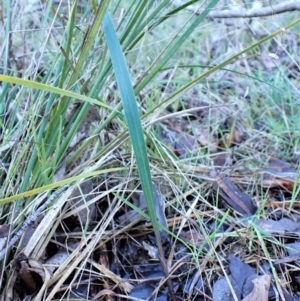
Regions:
[[102, 10, 176, 299], [102, 10, 158, 240]]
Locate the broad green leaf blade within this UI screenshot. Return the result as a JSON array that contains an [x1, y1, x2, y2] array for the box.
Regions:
[[102, 11, 161, 239]]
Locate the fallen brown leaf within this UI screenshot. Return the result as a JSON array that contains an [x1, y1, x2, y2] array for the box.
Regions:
[[211, 170, 257, 215], [241, 275, 271, 301], [256, 217, 300, 235]]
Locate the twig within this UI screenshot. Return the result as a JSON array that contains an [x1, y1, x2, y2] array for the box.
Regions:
[[208, 1, 300, 18], [174, 0, 300, 18], [0, 185, 69, 261]]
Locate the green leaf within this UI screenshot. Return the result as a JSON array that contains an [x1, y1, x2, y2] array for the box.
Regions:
[[102, 11, 161, 241]]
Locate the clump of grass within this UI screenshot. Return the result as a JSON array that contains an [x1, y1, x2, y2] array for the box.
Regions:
[[0, 0, 300, 299]]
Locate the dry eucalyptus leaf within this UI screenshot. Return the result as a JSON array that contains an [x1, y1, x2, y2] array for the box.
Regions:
[[256, 218, 300, 235], [18, 258, 37, 292], [229, 255, 256, 298], [241, 275, 271, 301], [211, 170, 257, 215], [44, 250, 70, 275], [15, 252, 47, 295], [213, 275, 240, 301]]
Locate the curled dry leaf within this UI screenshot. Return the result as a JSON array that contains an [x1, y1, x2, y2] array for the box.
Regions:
[[211, 170, 257, 215], [27, 258, 46, 282], [15, 252, 46, 295], [241, 275, 271, 301], [18, 258, 38, 292]]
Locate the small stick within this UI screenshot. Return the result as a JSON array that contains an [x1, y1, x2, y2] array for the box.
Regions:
[[173, 0, 300, 19]]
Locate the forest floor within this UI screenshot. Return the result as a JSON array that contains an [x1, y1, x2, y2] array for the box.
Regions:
[[0, 1, 300, 300]]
